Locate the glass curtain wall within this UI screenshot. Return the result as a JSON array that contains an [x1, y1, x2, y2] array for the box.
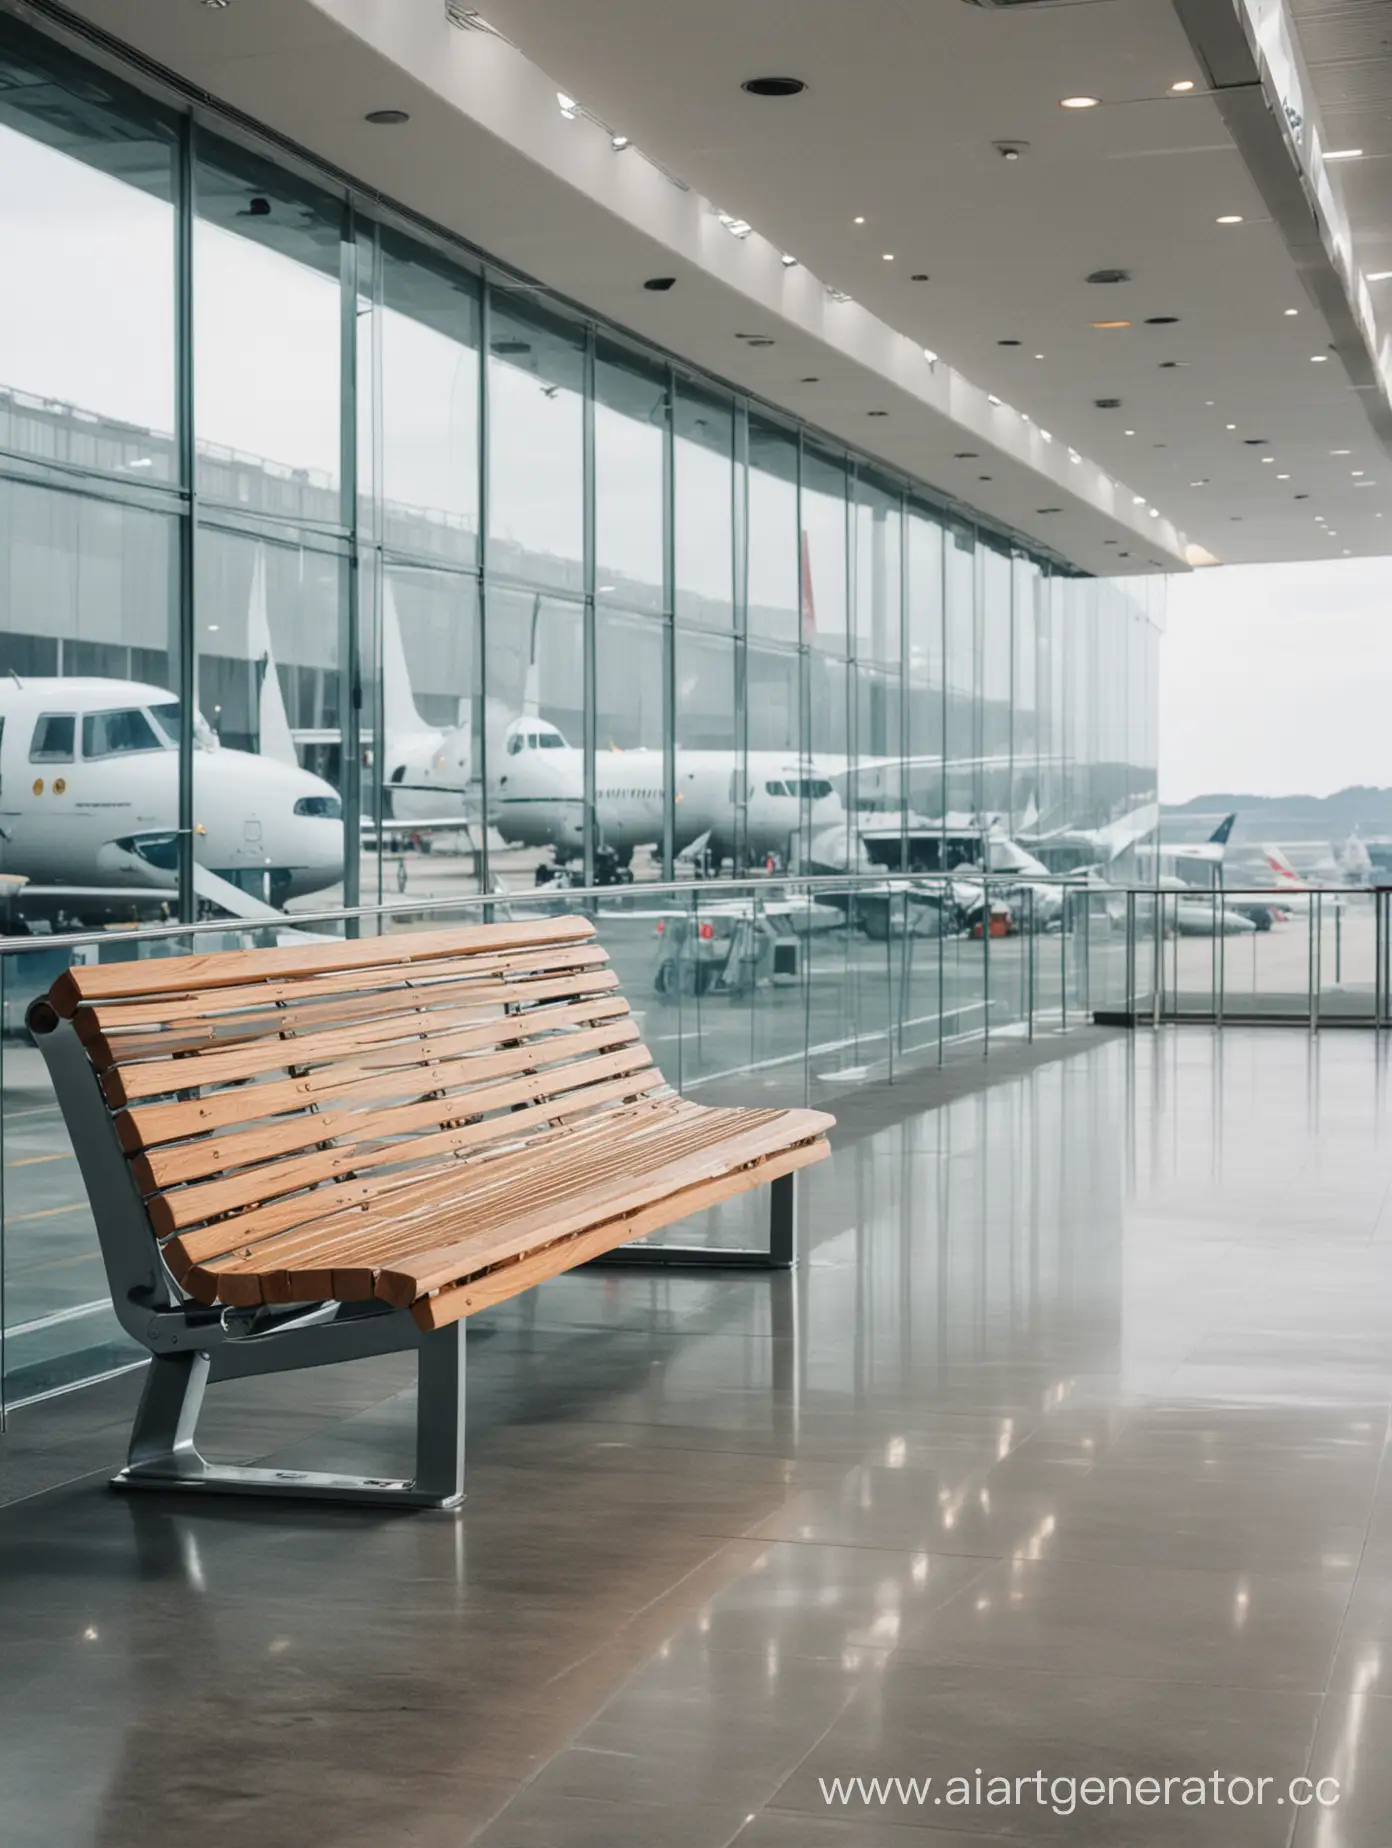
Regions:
[[0, 10, 1163, 1399]]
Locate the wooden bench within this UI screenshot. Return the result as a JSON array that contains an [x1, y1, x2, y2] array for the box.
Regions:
[[29, 917, 833, 1507]]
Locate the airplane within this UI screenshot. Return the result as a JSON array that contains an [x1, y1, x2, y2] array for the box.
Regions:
[[1136, 813, 1238, 883], [487, 714, 845, 876], [0, 674, 344, 928]]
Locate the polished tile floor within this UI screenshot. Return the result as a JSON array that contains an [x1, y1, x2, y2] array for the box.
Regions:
[[4, 1028, 1392, 1847]]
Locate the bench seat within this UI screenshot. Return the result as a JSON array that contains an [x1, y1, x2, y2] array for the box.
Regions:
[[30, 917, 833, 1505]]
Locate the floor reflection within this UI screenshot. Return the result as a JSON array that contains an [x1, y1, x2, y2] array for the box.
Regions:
[[2, 1029, 1392, 1846]]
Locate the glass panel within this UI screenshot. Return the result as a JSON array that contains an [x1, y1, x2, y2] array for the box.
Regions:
[[594, 608, 665, 883], [195, 521, 346, 913], [747, 418, 799, 644], [802, 445, 848, 656], [747, 644, 803, 874], [485, 587, 584, 881], [0, 15, 177, 481], [595, 343, 666, 615], [674, 382, 734, 629], [195, 134, 344, 506], [1011, 553, 1039, 836], [853, 472, 902, 666], [944, 519, 976, 822], [980, 541, 1013, 822], [906, 504, 945, 839], [0, 480, 180, 916], [362, 558, 481, 906], [368, 226, 480, 569], [674, 627, 737, 873], [489, 294, 585, 589]]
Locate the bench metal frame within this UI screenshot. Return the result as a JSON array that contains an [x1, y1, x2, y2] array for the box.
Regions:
[[29, 1003, 798, 1510]]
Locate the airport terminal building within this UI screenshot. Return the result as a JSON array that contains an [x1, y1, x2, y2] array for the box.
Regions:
[[0, 7, 1161, 917]]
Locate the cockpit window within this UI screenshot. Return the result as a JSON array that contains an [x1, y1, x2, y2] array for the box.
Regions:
[[506, 733, 524, 756], [765, 780, 789, 797], [82, 709, 162, 760], [30, 714, 75, 763], [150, 701, 218, 753], [540, 731, 564, 749], [294, 795, 342, 820]]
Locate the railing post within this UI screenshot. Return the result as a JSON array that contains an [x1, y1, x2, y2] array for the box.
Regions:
[[1125, 889, 1136, 1024], [1309, 893, 1321, 1031], [1377, 889, 1388, 1030], [1027, 885, 1035, 1042]]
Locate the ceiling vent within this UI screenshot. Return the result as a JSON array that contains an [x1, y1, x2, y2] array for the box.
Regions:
[[1086, 269, 1131, 285]]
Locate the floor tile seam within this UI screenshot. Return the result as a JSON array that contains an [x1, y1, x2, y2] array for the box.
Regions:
[[755, 1674, 878, 1823], [685, 1524, 1012, 1564]]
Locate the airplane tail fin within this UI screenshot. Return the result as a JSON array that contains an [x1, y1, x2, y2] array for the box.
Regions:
[[247, 545, 299, 768], [1263, 844, 1303, 887], [1208, 813, 1237, 849], [380, 573, 431, 745]]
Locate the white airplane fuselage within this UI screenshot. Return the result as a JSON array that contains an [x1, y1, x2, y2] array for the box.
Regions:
[[0, 679, 343, 904], [486, 721, 843, 864]]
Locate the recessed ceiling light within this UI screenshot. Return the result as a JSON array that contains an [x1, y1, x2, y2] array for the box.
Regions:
[[1148, 507, 1160, 518], [1170, 79, 1196, 93], [611, 134, 631, 151], [1060, 96, 1101, 110], [1323, 148, 1363, 161], [1216, 214, 1243, 225], [741, 76, 806, 97], [1277, 473, 1290, 480], [1124, 428, 1135, 435], [718, 212, 752, 237], [1189, 479, 1207, 487], [853, 215, 865, 225], [1225, 423, 1236, 431], [923, 347, 938, 364], [1352, 469, 1365, 477], [1132, 494, 1145, 505], [780, 253, 798, 267], [1331, 449, 1351, 456], [1356, 480, 1377, 487], [1090, 320, 1132, 329], [365, 108, 410, 124], [988, 394, 1002, 405], [1034, 352, 1044, 360], [1284, 308, 1299, 317], [556, 92, 579, 119], [1311, 354, 1329, 362], [882, 253, 895, 262]]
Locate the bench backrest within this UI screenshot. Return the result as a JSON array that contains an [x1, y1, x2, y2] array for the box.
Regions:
[[46, 918, 663, 1284]]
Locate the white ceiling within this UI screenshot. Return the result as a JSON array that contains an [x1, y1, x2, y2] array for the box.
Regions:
[[44, 0, 1392, 573]]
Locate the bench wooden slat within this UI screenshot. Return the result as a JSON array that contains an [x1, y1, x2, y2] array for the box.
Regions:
[[412, 1140, 830, 1330], [112, 974, 624, 1149], [144, 1024, 650, 1234], [179, 1093, 700, 1300], [130, 995, 635, 1188], [77, 945, 613, 1064], [101, 969, 622, 1105], [164, 1072, 673, 1288], [373, 1109, 832, 1308], [49, 916, 596, 1015]]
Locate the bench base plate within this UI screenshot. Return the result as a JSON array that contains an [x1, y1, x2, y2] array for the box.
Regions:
[[114, 1459, 464, 1510]]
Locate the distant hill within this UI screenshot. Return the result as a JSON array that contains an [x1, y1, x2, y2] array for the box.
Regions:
[[1163, 788, 1392, 843]]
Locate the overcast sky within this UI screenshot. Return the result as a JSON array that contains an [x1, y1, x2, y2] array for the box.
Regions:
[[1161, 554, 1392, 803]]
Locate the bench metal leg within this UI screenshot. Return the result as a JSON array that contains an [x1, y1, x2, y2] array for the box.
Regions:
[[583, 1171, 799, 1273], [113, 1327, 466, 1511]]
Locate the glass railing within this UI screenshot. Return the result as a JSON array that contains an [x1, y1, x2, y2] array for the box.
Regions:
[[1, 869, 1110, 1413], [1104, 885, 1392, 1028]]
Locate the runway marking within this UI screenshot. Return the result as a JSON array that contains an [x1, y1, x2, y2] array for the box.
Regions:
[[7, 1153, 72, 1168]]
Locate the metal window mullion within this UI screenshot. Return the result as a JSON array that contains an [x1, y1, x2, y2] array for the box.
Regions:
[[476, 275, 493, 895], [733, 399, 749, 873], [175, 112, 197, 926], [582, 324, 597, 889], [661, 363, 676, 879], [339, 199, 362, 923]]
